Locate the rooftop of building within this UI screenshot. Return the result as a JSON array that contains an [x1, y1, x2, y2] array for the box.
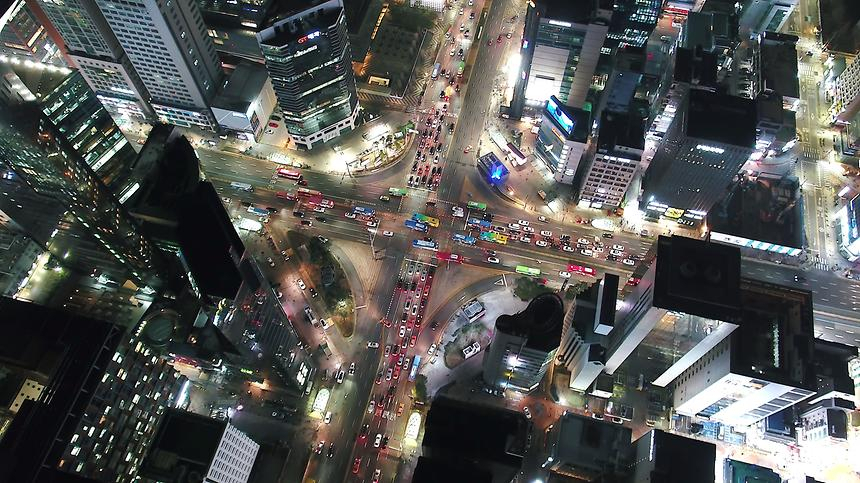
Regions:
[[140, 409, 228, 481], [412, 457, 492, 483], [213, 62, 271, 112], [495, 292, 564, 352], [673, 48, 718, 87], [724, 459, 781, 483], [0, 62, 72, 100], [707, 173, 804, 251], [733, 279, 816, 390], [810, 338, 858, 399], [537, 0, 596, 25], [759, 33, 800, 99], [685, 89, 758, 148], [818, 0, 860, 54], [258, 0, 342, 45], [652, 235, 742, 323], [553, 412, 633, 476], [421, 397, 528, 472], [635, 430, 716, 483], [597, 112, 645, 152], [683, 12, 715, 52]]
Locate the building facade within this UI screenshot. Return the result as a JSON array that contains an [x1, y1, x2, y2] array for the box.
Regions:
[[211, 61, 277, 140], [93, 0, 223, 128], [604, 0, 660, 49], [257, 0, 360, 150], [0, 0, 63, 63], [534, 96, 591, 184], [578, 111, 644, 208]]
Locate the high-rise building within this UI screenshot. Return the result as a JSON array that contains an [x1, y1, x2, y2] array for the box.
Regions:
[[642, 89, 758, 223], [534, 96, 592, 185], [0, 297, 183, 482], [0, 0, 63, 64], [0, 222, 42, 296], [0, 65, 167, 289], [506, 0, 609, 118], [578, 111, 644, 208], [141, 409, 259, 483], [604, 0, 660, 49], [542, 411, 633, 479], [672, 278, 817, 426], [629, 429, 716, 483], [93, 0, 224, 128], [256, 0, 360, 150], [35, 0, 154, 119], [482, 292, 564, 392]]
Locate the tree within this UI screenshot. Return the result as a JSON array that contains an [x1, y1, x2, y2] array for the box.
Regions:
[[513, 276, 552, 301], [413, 374, 428, 402], [564, 282, 590, 300]]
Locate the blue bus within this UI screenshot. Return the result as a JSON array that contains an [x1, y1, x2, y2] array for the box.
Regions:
[[353, 206, 375, 216], [408, 355, 421, 382], [405, 219, 429, 232], [452, 233, 477, 245], [467, 217, 491, 229], [247, 206, 269, 216], [412, 239, 439, 251]]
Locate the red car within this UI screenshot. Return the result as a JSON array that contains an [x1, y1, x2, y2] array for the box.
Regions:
[[410, 334, 417, 347], [487, 39, 493, 46], [268, 122, 279, 128], [353, 457, 362, 474], [497, 34, 503, 42]]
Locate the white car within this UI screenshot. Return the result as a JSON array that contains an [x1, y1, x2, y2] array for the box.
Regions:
[[348, 362, 355, 375], [535, 240, 548, 247], [563, 245, 575, 253], [428, 343, 437, 355], [324, 411, 332, 423], [399, 325, 407, 337], [368, 401, 376, 414], [450, 48, 455, 56], [336, 370, 345, 384], [386, 368, 392, 380], [540, 230, 552, 237], [622, 259, 636, 266], [577, 238, 591, 245], [612, 244, 625, 251], [522, 226, 535, 233], [520, 236, 531, 243], [297, 279, 306, 290], [367, 341, 380, 349], [345, 212, 357, 219], [559, 271, 571, 279], [610, 250, 624, 257], [374, 433, 383, 448], [487, 256, 500, 264], [452, 206, 465, 217], [313, 206, 325, 213], [382, 230, 394, 237], [366, 221, 378, 228], [517, 219, 530, 226], [581, 249, 594, 256], [538, 216, 548, 223], [508, 223, 521, 230]]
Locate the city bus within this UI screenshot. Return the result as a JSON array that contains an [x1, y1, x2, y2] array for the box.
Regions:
[[516, 265, 541, 277], [354, 206, 376, 216], [467, 201, 487, 211], [247, 206, 269, 217], [412, 239, 439, 251], [479, 231, 508, 245], [405, 219, 429, 233], [431, 62, 441, 79], [408, 355, 421, 382], [452, 233, 476, 245], [276, 168, 302, 180], [506, 143, 527, 166], [388, 187, 408, 197], [230, 181, 253, 192], [467, 217, 491, 229], [412, 213, 440, 228], [297, 187, 322, 198]]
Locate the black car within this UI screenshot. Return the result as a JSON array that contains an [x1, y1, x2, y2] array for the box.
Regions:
[[300, 219, 312, 226], [309, 287, 318, 298], [481, 212, 494, 221], [410, 281, 417, 291], [412, 162, 418, 172], [328, 443, 335, 458], [293, 211, 305, 218], [421, 175, 428, 184], [602, 232, 614, 238], [315, 216, 327, 223], [439, 90, 445, 99], [429, 146, 435, 155]]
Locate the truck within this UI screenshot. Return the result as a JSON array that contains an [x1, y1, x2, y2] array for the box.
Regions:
[[412, 239, 439, 251], [230, 181, 253, 192]]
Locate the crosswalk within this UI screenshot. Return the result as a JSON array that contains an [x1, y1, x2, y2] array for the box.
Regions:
[[357, 91, 423, 108]]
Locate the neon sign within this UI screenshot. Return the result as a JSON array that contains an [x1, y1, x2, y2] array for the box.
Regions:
[[546, 96, 574, 136], [297, 31, 320, 44]]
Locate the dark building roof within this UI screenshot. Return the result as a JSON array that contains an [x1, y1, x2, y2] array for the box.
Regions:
[[259, 0, 341, 42], [597, 112, 645, 153], [140, 409, 227, 481], [538, 0, 596, 24], [686, 89, 758, 148], [818, 0, 860, 54], [495, 292, 564, 352], [653, 236, 742, 322], [420, 397, 527, 481], [0, 297, 124, 483], [412, 457, 492, 483], [811, 338, 858, 398], [673, 47, 718, 87], [636, 430, 716, 483], [597, 274, 619, 330]]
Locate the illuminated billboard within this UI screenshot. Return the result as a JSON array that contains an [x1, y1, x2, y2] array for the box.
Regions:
[[545, 96, 575, 137], [837, 194, 860, 261]]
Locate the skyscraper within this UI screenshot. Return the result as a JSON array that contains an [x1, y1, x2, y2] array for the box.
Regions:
[[257, 0, 360, 149], [534, 96, 592, 184], [604, 0, 660, 49], [578, 111, 645, 208], [482, 292, 564, 392], [35, 0, 154, 119], [642, 89, 758, 223], [0, 0, 63, 64], [93, 0, 224, 128]]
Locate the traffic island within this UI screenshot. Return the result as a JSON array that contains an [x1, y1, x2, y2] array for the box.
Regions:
[[286, 231, 355, 338]]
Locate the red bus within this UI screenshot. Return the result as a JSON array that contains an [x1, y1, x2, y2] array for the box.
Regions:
[[276, 168, 302, 180], [276, 191, 297, 201], [297, 187, 322, 198], [305, 195, 334, 208]]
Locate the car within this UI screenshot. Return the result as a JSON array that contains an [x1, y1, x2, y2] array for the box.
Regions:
[[268, 121, 279, 128], [348, 362, 355, 375], [520, 236, 531, 244], [610, 250, 624, 257], [470, 11, 475, 19], [386, 368, 393, 380], [487, 38, 493, 46], [410, 334, 417, 347], [374, 433, 383, 448], [382, 230, 394, 237], [317, 235, 329, 244], [452, 206, 465, 217], [375, 371, 383, 384], [366, 220, 378, 228], [372, 469, 382, 483], [300, 219, 312, 226], [296, 279, 306, 290], [336, 370, 345, 384], [296, 179, 308, 186], [328, 442, 335, 457], [591, 413, 604, 420], [367, 341, 380, 349], [559, 271, 571, 279], [487, 256, 500, 264], [610, 416, 624, 424], [309, 287, 318, 298], [265, 128, 275, 134], [536, 240, 548, 247], [379, 195, 391, 202], [522, 226, 535, 233], [602, 232, 614, 238], [563, 245, 575, 253], [523, 406, 532, 419], [345, 211, 357, 219], [506, 32, 512, 38], [540, 230, 552, 237], [450, 48, 455, 56], [581, 249, 594, 256], [315, 216, 327, 223], [315, 441, 325, 454], [398, 325, 406, 337], [324, 411, 332, 423], [428, 343, 437, 355], [578, 238, 590, 245], [622, 259, 635, 266], [401, 338, 408, 349], [353, 457, 362, 474]]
